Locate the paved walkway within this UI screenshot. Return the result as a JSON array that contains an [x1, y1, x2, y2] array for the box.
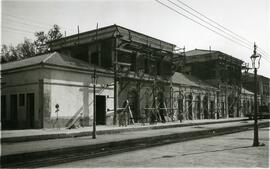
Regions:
[[1, 118, 246, 140], [50, 127, 270, 168], [2, 119, 266, 157]]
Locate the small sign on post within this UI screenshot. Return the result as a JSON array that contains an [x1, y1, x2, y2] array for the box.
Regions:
[[53, 104, 60, 129]]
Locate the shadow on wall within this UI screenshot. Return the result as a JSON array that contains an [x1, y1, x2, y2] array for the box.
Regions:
[[65, 82, 92, 128]]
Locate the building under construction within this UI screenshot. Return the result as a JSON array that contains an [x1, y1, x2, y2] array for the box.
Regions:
[[0, 25, 255, 129], [184, 49, 255, 118]]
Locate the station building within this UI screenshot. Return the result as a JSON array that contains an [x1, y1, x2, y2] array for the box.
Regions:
[[0, 25, 254, 130]]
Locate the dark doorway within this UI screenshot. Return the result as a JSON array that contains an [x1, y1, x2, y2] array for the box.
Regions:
[[196, 96, 201, 119], [96, 95, 106, 125], [210, 101, 215, 119], [178, 98, 183, 118], [203, 96, 208, 119], [10, 95, 18, 128], [1, 95, 7, 120], [237, 100, 240, 117], [26, 93, 35, 128], [188, 94, 193, 120]]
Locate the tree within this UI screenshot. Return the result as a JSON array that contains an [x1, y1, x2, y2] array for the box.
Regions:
[[1, 39, 36, 63], [47, 24, 62, 41], [17, 38, 36, 58], [34, 24, 63, 54], [1, 24, 63, 63], [34, 31, 48, 54]]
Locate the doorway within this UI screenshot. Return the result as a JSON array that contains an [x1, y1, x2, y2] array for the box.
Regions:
[[210, 101, 215, 119], [96, 95, 106, 125], [26, 93, 35, 128], [188, 94, 193, 120], [10, 94, 18, 129], [203, 96, 208, 119], [128, 90, 138, 122]]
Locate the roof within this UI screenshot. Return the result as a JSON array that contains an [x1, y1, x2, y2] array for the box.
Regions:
[[48, 24, 175, 52], [241, 88, 254, 95], [1, 52, 91, 71], [185, 49, 243, 64], [172, 72, 215, 89], [185, 49, 217, 57]]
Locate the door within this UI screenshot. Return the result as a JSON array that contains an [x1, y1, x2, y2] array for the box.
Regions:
[[96, 95, 106, 125], [26, 93, 35, 128], [10, 94, 18, 129]]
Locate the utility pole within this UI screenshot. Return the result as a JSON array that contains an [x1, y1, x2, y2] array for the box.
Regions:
[[92, 67, 96, 139], [113, 34, 118, 125], [92, 23, 98, 139]]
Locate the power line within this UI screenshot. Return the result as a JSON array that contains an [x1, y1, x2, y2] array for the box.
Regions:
[[175, 0, 254, 46], [2, 26, 35, 34], [2, 12, 74, 33], [167, 0, 253, 49], [173, 0, 270, 61], [155, 0, 270, 65], [155, 0, 253, 51], [2, 17, 52, 31], [2, 13, 55, 28]]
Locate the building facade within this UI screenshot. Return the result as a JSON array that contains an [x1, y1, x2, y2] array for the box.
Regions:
[[1, 25, 259, 130], [243, 72, 270, 113], [184, 49, 249, 118]]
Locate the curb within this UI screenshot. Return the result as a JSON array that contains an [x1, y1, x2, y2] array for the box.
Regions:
[[1, 118, 248, 143], [1, 121, 269, 168]]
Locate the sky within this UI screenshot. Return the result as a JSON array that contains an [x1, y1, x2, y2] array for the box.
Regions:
[[1, 0, 270, 77]]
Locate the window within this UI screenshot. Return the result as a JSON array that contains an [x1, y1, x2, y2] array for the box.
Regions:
[[1, 95, 6, 119], [91, 51, 99, 65], [144, 58, 149, 73], [19, 94, 25, 106], [70, 45, 89, 62], [101, 40, 112, 68]]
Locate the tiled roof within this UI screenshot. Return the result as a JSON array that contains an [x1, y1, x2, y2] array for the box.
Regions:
[[1, 53, 53, 71], [172, 72, 215, 89], [1, 52, 91, 71]]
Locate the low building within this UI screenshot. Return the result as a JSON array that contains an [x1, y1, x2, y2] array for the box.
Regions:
[[1, 52, 114, 129]]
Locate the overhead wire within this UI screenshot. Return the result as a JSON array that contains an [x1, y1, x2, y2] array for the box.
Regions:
[[155, 0, 270, 65], [2, 12, 74, 35], [175, 0, 270, 61], [174, 0, 270, 62], [2, 17, 52, 31], [155, 0, 253, 51], [167, 0, 254, 49], [175, 0, 254, 45], [2, 25, 35, 34]]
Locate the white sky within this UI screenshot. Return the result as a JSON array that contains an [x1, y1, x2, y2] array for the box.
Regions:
[[1, 0, 270, 77]]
